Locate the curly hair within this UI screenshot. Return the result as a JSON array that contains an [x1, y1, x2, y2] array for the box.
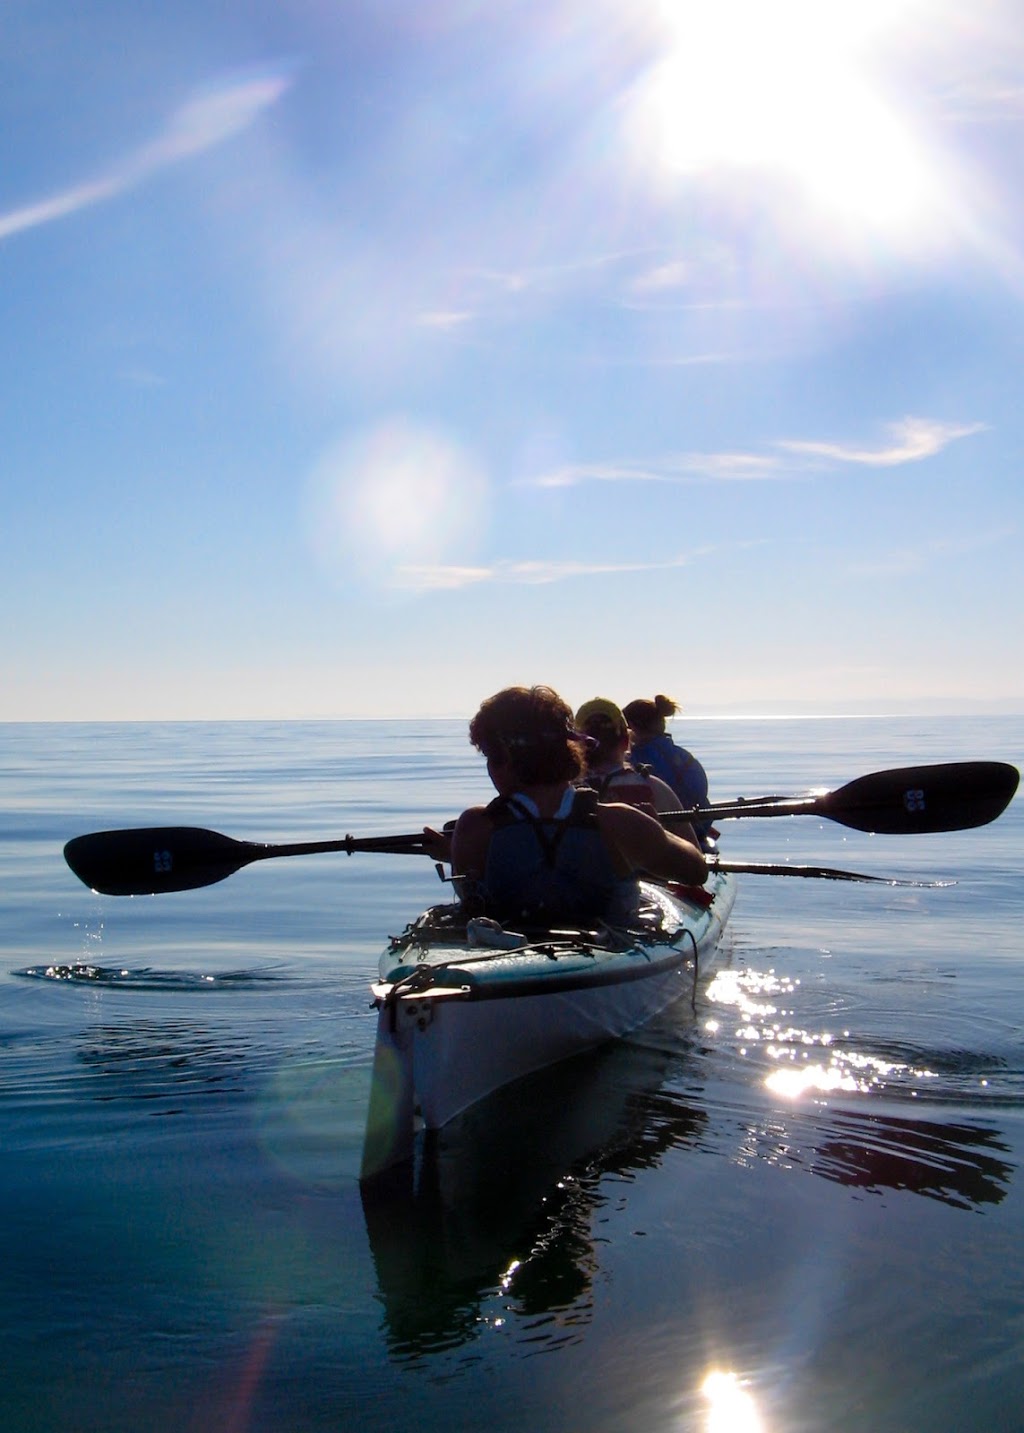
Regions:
[[469, 686, 586, 784]]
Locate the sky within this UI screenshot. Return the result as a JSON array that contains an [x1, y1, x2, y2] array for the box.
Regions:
[[3, 0, 1023, 720]]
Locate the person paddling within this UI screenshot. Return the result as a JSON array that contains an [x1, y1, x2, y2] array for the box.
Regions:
[[622, 694, 713, 845], [575, 695, 711, 905], [574, 696, 701, 843], [441, 686, 707, 928]]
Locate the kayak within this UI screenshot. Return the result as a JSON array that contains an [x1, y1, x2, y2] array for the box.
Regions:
[[360, 871, 736, 1179]]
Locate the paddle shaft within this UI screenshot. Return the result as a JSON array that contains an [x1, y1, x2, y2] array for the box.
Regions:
[[709, 859, 948, 886], [63, 760, 1018, 896]]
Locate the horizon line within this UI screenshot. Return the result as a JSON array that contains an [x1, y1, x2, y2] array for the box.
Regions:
[[2, 709, 1022, 726]]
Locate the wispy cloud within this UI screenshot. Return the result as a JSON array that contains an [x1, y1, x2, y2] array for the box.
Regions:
[[776, 416, 987, 466], [524, 416, 985, 489], [0, 70, 291, 244], [413, 250, 656, 334], [415, 309, 475, 330], [628, 260, 691, 293], [846, 525, 1015, 578], [394, 543, 758, 592], [464, 249, 650, 297], [526, 451, 784, 489]]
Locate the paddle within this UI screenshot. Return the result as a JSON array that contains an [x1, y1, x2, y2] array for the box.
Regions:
[[662, 760, 1019, 834], [64, 760, 1018, 897], [710, 859, 949, 887], [63, 827, 433, 897]]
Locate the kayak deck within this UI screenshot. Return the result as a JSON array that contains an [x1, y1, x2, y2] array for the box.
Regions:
[[377, 879, 729, 996]]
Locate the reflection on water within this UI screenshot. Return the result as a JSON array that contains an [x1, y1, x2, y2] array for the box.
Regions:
[[76, 1020, 254, 1104], [364, 1026, 1015, 1366], [16, 962, 289, 988], [808, 1108, 1012, 1208], [1, 716, 1020, 1430], [701, 1370, 766, 1432], [703, 963, 1016, 1209], [362, 1039, 708, 1363]]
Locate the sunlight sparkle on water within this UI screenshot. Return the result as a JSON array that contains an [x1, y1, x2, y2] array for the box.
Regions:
[[765, 1042, 939, 1099], [700, 1369, 765, 1432], [708, 970, 941, 1097], [707, 968, 795, 1018]]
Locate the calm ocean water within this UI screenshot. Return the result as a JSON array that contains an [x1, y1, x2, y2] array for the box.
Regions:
[[2, 716, 1021, 1433]]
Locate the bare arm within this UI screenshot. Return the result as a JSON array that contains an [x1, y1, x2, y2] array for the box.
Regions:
[[597, 802, 707, 886], [450, 806, 492, 883], [647, 773, 700, 846]]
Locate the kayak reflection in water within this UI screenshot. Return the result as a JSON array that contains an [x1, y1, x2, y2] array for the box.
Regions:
[[425, 685, 707, 930]]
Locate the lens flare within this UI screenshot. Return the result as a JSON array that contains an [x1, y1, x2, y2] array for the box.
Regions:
[[306, 418, 488, 592]]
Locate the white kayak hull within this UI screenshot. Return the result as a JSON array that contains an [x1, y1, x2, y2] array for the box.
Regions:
[[361, 874, 736, 1179]]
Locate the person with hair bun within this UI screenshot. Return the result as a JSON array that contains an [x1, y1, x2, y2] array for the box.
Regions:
[[573, 696, 700, 842], [621, 694, 711, 841], [438, 685, 707, 928]]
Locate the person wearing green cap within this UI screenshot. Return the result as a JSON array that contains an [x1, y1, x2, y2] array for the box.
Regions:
[[436, 685, 707, 928], [574, 694, 692, 819]]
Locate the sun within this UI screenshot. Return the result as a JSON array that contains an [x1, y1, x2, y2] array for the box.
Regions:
[[626, 0, 941, 245]]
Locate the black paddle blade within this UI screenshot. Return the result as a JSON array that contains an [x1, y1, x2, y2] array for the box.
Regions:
[[822, 761, 1019, 834], [64, 827, 258, 896]]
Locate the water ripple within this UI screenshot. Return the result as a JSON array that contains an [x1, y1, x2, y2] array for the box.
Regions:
[[14, 963, 291, 990]]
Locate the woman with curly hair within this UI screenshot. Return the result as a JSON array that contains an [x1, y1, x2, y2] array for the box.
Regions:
[[438, 685, 706, 927]]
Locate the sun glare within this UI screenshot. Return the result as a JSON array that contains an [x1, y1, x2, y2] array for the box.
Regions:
[[629, 0, 941, 245], [701, 1369, 766, 1432], [305, 419, 489, 592]]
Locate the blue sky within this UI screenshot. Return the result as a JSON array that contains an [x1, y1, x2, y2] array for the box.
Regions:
[[3, 0, 1022, 720]]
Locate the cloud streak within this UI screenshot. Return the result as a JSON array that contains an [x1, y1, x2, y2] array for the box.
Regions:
[[776, 417, 987, 466], [845, 525, 1015, 578], [526, 452, 783, 489], [525, 416, 985, 488], [0, 70, 290, 243], [394, 543, 759, 592]]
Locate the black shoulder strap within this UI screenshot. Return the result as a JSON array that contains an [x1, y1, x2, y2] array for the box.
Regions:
[[485, 794, 517, 828], [567, 786, 601, 827]]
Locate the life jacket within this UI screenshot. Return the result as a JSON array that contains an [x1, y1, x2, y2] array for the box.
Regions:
[[591, 764, 659, 816], [482, 786, 637, 927], [629, 734, 709, 812]]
